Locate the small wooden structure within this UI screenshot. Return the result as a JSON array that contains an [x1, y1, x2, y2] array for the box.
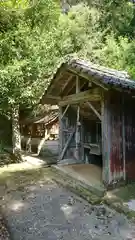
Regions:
[[20, 108, 59, 153], [20, 109, 58, 140], [41, 59, 135, 188]]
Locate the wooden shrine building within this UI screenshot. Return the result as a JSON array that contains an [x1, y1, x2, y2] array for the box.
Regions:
[[20, 108, 58, 140], [41, 59, 135, 188], [20, 108, 59, 153]]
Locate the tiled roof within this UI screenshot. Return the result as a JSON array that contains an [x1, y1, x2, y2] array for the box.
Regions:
[[67, 59, 135, 90], [41, 58, 135, 103], [34, 111, 58, 125]]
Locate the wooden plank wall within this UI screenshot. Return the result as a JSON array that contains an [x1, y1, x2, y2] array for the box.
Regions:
[[104, 93, 135, 186], [102, 93, 125, 186], [124, 98, 135, 181], [109, 94, 124, 184]]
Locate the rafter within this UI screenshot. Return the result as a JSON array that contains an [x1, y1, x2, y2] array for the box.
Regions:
[[61, 75, 73, 94], [68, 69, 109, 91]]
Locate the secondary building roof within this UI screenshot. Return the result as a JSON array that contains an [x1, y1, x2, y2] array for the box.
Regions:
[[20, 109, 58, 126]]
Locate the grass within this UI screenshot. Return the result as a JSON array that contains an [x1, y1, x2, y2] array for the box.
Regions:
[[110, 183, 135, 202], [0, 162, 54, 195]]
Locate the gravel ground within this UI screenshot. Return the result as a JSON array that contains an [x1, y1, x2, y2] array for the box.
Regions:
[[0, 215, 10, 240], [1, 179, 135, 240]]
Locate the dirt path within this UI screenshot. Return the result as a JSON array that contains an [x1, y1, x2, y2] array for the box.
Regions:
[[0, 167, 135, 240]]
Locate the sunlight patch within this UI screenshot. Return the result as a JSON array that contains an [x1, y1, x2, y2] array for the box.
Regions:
[[10, 201, 25, 212], [60, 204, 73, 219]]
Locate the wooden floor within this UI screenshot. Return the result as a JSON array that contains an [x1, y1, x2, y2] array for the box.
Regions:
[[61, 164, 104, 190]]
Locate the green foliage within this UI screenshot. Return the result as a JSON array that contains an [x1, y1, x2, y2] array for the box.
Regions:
[[0, 0, 60, 111], [64, 1, 135, 78], [2, 0, 135, 152], [1, 0, 135, 119], [25, 0, 60, 30], [0, 0, 29, 8]]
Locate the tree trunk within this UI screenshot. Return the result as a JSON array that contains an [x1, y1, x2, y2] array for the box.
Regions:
[[12, 105, 21, 155]]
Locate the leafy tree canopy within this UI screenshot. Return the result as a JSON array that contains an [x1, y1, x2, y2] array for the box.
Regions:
[[0, 0, 135, 117], [65, 1, 135, 78], [0, 0, 135, 152], [0, 0, 60, 112]]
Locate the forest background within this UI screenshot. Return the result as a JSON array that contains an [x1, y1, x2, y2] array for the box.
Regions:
[[0, 0, 135, 154]]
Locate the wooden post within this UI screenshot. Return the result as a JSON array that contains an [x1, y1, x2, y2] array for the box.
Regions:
[[75, 76, 80, 161], [101, 94, 111, 185], [58, 106, 63, 161], [81, 117, 85, 162]]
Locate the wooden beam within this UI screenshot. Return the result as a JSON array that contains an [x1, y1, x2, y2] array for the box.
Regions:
[[80, 79, 89, 90], [62, 80, 76, 96], [68, 69, 109, 91], [41, 94, 61, 105], [65, 77, 87, 96], [59, 88, 101, 106], [44, 95, 60, 100], [61, 104, 70, 119], [64, 76, 87, 96], [41, 98, 58, 105], [61, 75, 73, 93], [93, 78, 109, 91], [59, 129, 75, 160], [76, 75, 80, 94], [87, 102, 101, 120]]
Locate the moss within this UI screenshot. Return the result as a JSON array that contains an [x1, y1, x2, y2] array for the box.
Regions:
[[52, 167, 135, 219], [51, 168, 101, 205], [103, 195, 135, 220]]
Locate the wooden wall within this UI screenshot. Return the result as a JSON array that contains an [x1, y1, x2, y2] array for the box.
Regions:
[[109, 94, 124, 184], [58, 90, 135, 187], [103, 92, 135, 187], [124, 98, 135, 181]]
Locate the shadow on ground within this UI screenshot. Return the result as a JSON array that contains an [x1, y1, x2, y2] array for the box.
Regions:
[[0, 166, 135, 239], [0, 166, 53, 195]]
